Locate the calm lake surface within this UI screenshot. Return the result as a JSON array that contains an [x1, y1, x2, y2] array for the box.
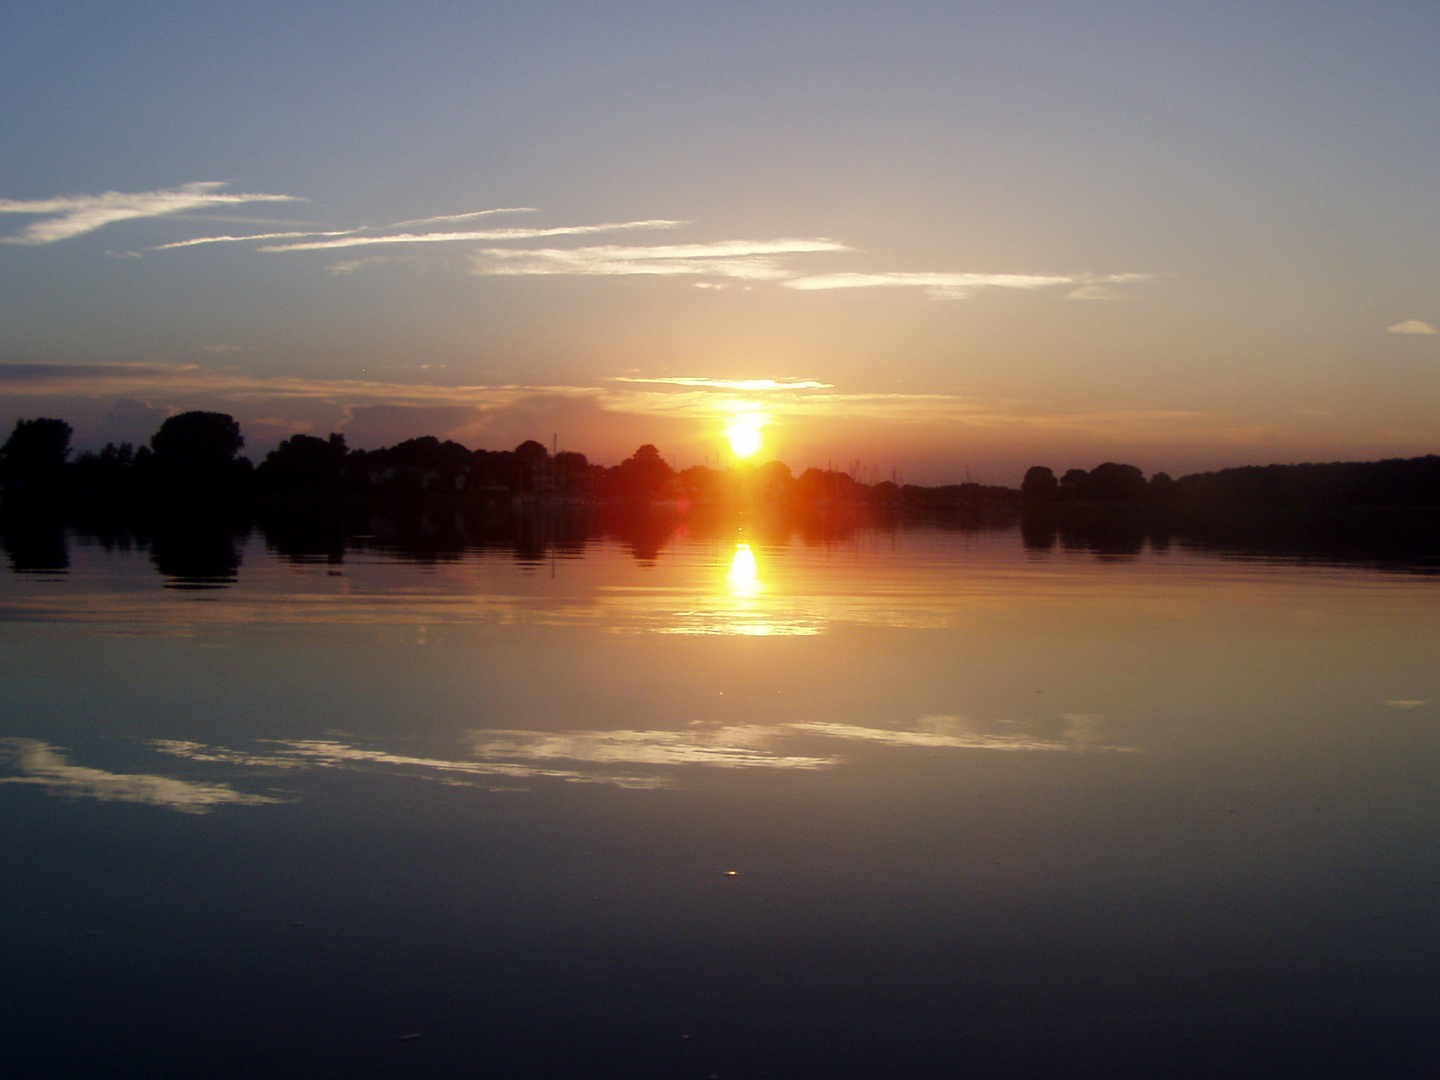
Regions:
[[3, 518, 1439, 1078]]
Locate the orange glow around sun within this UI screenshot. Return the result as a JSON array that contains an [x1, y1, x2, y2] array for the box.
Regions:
[[724, 411, 769, 460]]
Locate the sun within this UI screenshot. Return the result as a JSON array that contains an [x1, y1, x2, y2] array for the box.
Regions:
[[724, 412, 769, 461]]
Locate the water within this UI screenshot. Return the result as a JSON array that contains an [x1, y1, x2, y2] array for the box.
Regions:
[[3, 520, 1439, 1078]]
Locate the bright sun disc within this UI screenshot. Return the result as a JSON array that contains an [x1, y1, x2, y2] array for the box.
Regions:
[[725, 413, 768, 460]]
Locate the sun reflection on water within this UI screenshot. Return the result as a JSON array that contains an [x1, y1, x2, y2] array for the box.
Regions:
[[726, 543, 763, 599]]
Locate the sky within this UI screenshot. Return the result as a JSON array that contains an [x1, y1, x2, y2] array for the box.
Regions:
[[2, 1, 1438, 484]]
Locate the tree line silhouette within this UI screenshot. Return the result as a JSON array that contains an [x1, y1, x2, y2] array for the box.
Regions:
[[5, 410, 1440, 512], [4, 411, 1440, 580], [0, 411, 1024, 512]]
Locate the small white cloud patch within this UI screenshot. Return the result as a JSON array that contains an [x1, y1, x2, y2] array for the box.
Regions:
[[1386, 320, 1436, 335]]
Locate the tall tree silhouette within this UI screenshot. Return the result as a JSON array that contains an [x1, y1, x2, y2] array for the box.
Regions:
[[0, 418, 72, 497], [150, 411, 248, 493]]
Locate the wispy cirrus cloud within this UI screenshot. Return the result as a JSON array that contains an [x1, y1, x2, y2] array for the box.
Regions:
[[788, 713, 1137, 753], [0, 182, 298, 245], [0, 360, 1202, 438], [261, 218, 687, 253], [472, 726, 839, 770], [154, 229, 357, 251], [387, 207, 537, 228], [1, 184, 1156, 305], [610, 376, 833, 390], [473, 238, 849, 280], [151, 207, 539, 252], [152, 737, 664, 790], [326, 254, 427, 276], [777, 270, 1123, 300]]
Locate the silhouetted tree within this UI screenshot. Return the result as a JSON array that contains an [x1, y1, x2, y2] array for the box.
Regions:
[[1021, 465, 1059, 503], [553, 450, 589, 494], [257, 433, 349, 496], [0, 418, 72, 497], [513, 439, 550, 493], [1086, 462, 1148, 502], [753, 460, 798, 503], [1059, 468, 1090, 500], [607, 444, 674, 500], [72, 442, 136, 496], [150, 411, 249, 493]]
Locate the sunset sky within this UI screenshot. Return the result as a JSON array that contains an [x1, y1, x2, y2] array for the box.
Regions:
[[2, 2, 1437, 483]]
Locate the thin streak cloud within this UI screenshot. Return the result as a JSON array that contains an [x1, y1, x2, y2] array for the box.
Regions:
[[183, 738, 662, 789], [387, 207, 537, 227], [154, 230, 357, 250], [789, 720, 1069, 752], [610, 377, 834, 390], [1386, 320, 1436, 335], [0, 182, 298, 244], [262, 219, 688, 253], [471, 727, 839, 770], [783, 271, 1078, 299], [474, 238, 849, 280]]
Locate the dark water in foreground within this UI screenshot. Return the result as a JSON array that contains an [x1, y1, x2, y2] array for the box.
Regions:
[[2, 521, 1439, 1078]]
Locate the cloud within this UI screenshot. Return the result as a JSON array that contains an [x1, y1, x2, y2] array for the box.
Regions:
[[153, 230, 356, 251], [473, 238, 849, 280], [472, 726, 839, 770], [0, 182, 298, 244], [787, 719, 1070, 751], [788, 714, 1138, 753], [1386, 320, 1436, 335], [785, 270, 1158, 301], [1064, 284, 1121, 300], [273, 739, 663, 786], [260, 218, 687, 253], [610, 376, 833, 390], [149, 739, 305, 768], [326, 255, 426, 275], [151, 209, 538, 252], [152, 737, 663, 789], [783, 270, 1077, 300], [0, 738, 282, 813], [387, 207, 537, 228]]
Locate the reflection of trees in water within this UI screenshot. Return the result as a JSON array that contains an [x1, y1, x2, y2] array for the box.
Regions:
[[0, 513, 69, 574], [148, 515, 248, 589], [9, 501, 1440, 584], [250, 502, 898, 568], [1058, 509, 1148, 559], [1020, 505, 1440, 573], [257, 507, 355, 565]]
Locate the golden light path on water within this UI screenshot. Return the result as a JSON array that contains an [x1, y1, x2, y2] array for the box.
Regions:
[[2, 530, 1436, 808], [726, 543, 762, 599]]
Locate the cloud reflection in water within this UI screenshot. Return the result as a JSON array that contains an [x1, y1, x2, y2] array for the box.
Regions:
[[790, 713, 1135, 753], [1, 712, 1136, 815], [0, 738, 284, 813], [472, 725, 839, 770], [153, 738, 664, 790]]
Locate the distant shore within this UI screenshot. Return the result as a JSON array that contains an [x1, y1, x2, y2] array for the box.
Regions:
[[2, 410, 1439, 581]]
